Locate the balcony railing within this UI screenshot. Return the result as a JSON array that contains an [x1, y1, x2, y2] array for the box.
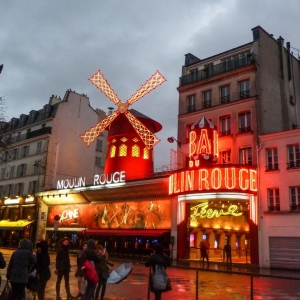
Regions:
[[238, 126, 252, 133], [219, 130, 231, 136], [220, 95, 230, 104], [287, 161, 300, 169], [10, 127, 52, 145], [290, 204, 300, 211], [186, 104, 196, 113], [202, 100, 212, 109], [269, 204, 280, 212], [265, 164, 279, 171], [239, 90, 250, 99], [179, 54, 256, 87]]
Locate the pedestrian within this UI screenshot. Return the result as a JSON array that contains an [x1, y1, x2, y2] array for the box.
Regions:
[[95, 244, 114, 300], [224, 241, 232, 266], [36, 239, 51, 300], [79, 239, 100, 300], [75, 241, 88, 299], [145, 243, 171, 300], [200, 240, 209, 266], [6, 238, 37, 300], [55, 237, 77, 300]]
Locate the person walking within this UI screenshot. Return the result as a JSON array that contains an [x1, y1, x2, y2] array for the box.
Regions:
[[36, 239, 51, 300], [75, 241, 88, 299], [55, 237, 76, 300], [145, 243, 171, 300], [95, 244, 114, 300], [79, 239, 100, 300], [200, 240, 209, 266], [6, 238, 37, 300]]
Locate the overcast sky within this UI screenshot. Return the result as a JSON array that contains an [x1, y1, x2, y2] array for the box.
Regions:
[[1, 0, 300, 169]]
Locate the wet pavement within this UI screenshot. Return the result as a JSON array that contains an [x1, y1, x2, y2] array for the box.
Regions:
[[0, 248, 300, 299]]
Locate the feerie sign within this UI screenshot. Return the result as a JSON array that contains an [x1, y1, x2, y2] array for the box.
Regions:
[[169, 166, 257, 195], [57, 171, 126, 190]]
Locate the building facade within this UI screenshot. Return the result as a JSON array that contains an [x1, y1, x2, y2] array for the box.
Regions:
[[0, 90, 107, 245], [258, 128, 300, 269], [175, 25, 300, 264]]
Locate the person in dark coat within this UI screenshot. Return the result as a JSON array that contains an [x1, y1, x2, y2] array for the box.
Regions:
[[6, 238, 36, 300], [55, 237, 76, 300], [224, 241, 232, 266], [145, 243, 171, 300], [95, 244, 114, 300], [36, 239, 51, 300], [75, 241, 87, 299], [200, 240, 209, 266], [79, 239, 100, 300]]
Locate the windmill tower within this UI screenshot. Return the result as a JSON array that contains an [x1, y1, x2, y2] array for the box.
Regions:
[[80, 70, 166, 180]]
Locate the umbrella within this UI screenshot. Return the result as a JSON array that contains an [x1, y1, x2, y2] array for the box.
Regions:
[[107, 262, 133, 284]]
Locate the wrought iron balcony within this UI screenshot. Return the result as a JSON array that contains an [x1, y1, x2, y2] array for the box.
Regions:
[[265, 163, 279, 171], [186, 104, 196, 113], [290, 204, 300, 211], [219, 130, 231, 136], [239, 90, 250, 99], [202, 100, 212, 109], [220, 95, 231, 104], [10, 127, 52, 145], [179, 54, 256, 87], [268, 204, 280, 212], [238, 126, 252, 133], [287, 161, 300, 169]]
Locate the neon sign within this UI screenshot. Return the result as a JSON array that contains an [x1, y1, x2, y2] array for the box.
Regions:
[[56, 171, 126, 190], [169, 167, 257, 195], [60, 208, 79, 223], [190, 202, 243, 221]]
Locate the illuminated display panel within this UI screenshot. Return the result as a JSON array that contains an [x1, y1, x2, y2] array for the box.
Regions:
[[47, 200, 171, 230]]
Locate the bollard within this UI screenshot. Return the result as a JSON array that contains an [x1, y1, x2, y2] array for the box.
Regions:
[[196, 270, 199, 300], [250, 276, 253, 300]]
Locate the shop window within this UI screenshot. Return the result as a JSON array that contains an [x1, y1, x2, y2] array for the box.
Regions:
[[268, 188, 280, 212], [132, 145, 140, 157], [9, 208, 19, 220], [23, 207, 35, 220], [110, 145, 116, 158], [266, 148, 278, 171], [290, 186, 300, 211], [143, 148, 149, 159], [119, 144, 127, 157]]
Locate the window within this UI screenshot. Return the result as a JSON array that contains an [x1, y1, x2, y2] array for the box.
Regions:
[[187, 95, 196, 112], [266, 148, 278, 171], [110, 145, 116, 158], [9, 166, 15, 179], [287, 144, 300, 168], [20, 145, 30, 157], [41, 123, 46, 128], [220, 85, 230, 103], [96, 140, 103, 152], [16, 132, 21, 142], [143, 148, 149, 159], [190, 69, 198, 82], [268, 188, 280, 212], [95, 157, 101, 166], [119, 144, 127, 157], [219, 116, 231, 136], [17, 164, 27, 177], [239, 147, 252, 165], [36, 141, 42, 154], [202, 90, 212, 108], [28, 181, 38, 195], [204, 64, 213, 77], [290, 186, 300, 211], [14, 183, 24, 197], [219, 150, 231, 164], [238, 111, 251, 132], [0, 168, 5, 180], [239, 80, 250, 99], [6, 184, 14, 198], [132, 145, 140, 157]]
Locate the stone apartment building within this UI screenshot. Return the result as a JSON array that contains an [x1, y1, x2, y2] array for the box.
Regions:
[[0, 90, 107, 245]]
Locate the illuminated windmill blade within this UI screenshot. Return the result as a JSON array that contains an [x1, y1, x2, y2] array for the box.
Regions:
[[126, 71, 167, 106], [89, 70, 122, 106], [124, 111, 160, 149], [80, 111, 120, 146]]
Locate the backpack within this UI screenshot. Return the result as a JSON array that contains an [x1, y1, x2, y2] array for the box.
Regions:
[[152, 264, 168, 291]]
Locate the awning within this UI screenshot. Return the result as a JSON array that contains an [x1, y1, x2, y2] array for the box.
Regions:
[[85, 229, 170, 237], [0, 220, 35, 230], [46, 227, 86, 232]]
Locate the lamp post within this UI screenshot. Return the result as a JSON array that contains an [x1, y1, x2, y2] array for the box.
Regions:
[[167, 136, 181, 147]]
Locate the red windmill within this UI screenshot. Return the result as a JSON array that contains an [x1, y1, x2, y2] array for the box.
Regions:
[[80, 70, 166, 180]]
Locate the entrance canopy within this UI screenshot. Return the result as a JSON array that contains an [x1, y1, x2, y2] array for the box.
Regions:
[[0, 220, 35, 230], [85, 229, 170, 237]]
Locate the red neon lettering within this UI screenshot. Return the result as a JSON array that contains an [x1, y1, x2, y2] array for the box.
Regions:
[[213, 130, 218, 157], [181, 172, 185, 192], [211, 168, 222, 189], [199, 169, 209, 190], [189, 131, 197, 157], [225, 168, 236, 189], [173, 173, 181, 193], [239, 169, 249, 190], [250, 170, 257, 191], [185, 171, 194, 191], [197, 129, 211, 155]]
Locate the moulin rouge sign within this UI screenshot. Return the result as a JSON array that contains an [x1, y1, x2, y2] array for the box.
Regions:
[[169, 121, 257, 195]]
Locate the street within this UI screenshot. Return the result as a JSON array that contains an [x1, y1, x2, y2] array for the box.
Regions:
[[0, 249, 300, 299]]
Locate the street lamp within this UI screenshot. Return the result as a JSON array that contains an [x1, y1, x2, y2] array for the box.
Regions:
[[167, 136, 181, 147]]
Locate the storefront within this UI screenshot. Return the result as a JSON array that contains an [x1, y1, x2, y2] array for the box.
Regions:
[[0, 197, 37, 247], [36, 175, 175, 256]]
